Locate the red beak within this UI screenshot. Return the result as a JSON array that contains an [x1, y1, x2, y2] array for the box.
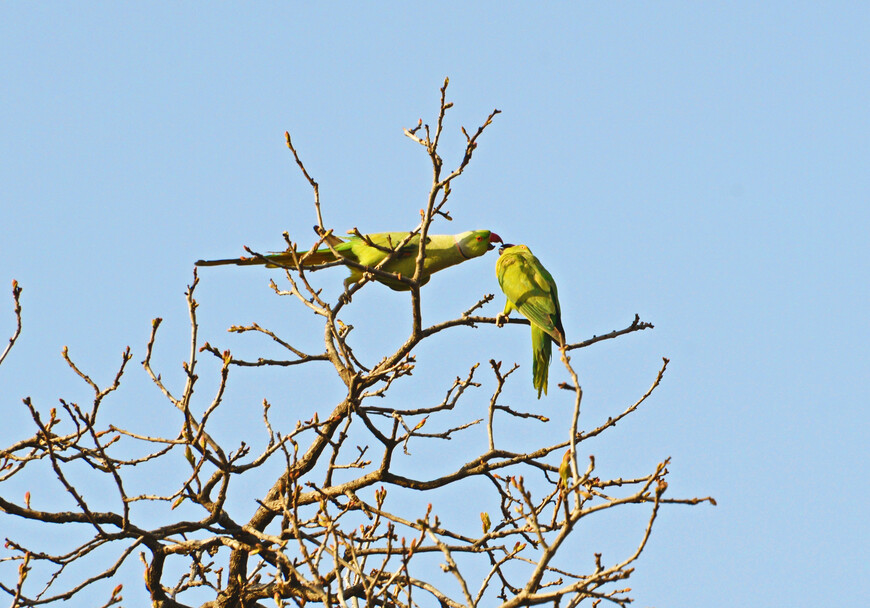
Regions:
[[487, 232, 503, 250]]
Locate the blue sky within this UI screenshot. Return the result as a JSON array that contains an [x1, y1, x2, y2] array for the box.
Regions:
[[2, 3, 868, 606]]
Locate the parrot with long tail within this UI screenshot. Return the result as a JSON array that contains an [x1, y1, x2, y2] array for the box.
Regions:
[[197, 228, 503, 291], [495, 244, 565, 398]]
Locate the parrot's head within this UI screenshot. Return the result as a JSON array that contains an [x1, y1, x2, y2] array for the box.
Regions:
[[456, 230, 503, 258], [499, 244, 529, 256]]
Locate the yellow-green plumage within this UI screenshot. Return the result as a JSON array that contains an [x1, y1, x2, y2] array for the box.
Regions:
[[496, 245, 565, 398], [196, 229, 502, 291]]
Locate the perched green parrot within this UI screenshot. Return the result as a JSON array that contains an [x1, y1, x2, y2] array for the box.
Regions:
[[495, 244, 565, 398], [196, 229, 502, 291]]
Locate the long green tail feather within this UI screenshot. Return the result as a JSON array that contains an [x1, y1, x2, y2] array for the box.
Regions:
[[195, 246, 341, 268], [532, 325, 552, 399], [194, 256, 263, 267]]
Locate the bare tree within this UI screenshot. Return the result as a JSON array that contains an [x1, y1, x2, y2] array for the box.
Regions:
[[0, 80, 714, 608]]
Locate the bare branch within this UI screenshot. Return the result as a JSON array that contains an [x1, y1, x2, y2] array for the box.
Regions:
[[0, 280, 23, 368], [285, 130, 323, 230]]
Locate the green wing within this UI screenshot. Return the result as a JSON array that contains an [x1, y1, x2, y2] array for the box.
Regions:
[[345, 232, 422, 266]]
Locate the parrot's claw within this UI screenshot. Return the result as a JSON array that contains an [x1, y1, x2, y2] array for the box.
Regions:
[[339, 278, 359, 305], [495, 313, 509, 328]]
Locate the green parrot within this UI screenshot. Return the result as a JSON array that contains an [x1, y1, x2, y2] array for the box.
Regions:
[[495, 244, 565, 398], [196, 229, 503, 291]]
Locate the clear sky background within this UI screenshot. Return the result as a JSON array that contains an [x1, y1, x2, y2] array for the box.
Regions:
[[2, 3, 868, 607]]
